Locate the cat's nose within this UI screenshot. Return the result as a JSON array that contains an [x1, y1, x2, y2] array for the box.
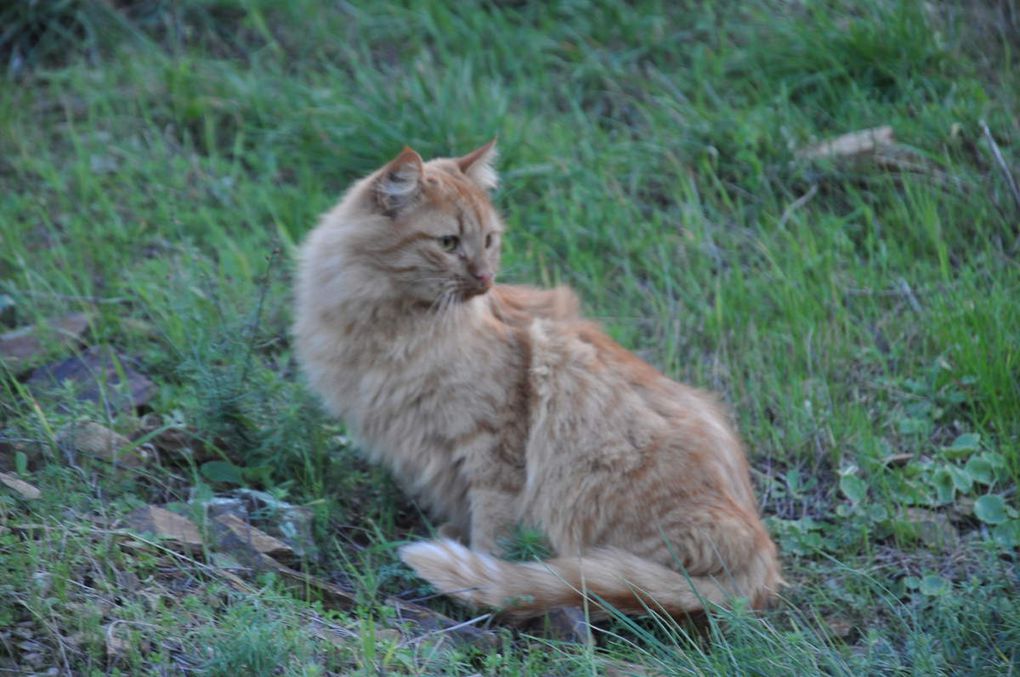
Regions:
[[472, 271, 494, 288]]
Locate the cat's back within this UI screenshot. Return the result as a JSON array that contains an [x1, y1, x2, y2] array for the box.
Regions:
[[523, 311, 756, 506], [489, 284, 581, 327]]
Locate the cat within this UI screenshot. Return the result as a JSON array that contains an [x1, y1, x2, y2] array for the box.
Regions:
[[293, 141, 781, 620]]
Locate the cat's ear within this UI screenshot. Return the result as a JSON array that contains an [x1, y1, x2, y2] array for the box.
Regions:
[[375, 147, 424, 214], [456, 138, 498, 191]]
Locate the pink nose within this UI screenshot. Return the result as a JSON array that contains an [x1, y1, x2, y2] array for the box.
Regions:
[[473, 272, 493, 287]]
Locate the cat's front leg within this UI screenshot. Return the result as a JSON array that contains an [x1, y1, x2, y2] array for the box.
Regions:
[[437, 521, 467, 543], [466, 486, 519, 554], [458, 429, 525, 554]]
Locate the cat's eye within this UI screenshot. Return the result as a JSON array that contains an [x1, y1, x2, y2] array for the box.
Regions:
[[484, 233, 493, 249], [438, 235, 460, 252]]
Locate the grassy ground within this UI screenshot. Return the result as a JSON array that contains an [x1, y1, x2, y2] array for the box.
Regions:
[[2, 0, 1019, 674]]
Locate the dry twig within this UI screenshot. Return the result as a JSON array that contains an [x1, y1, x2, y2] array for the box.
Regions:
[[777, 184, 819, 229], [980, 120, 1020, 213]]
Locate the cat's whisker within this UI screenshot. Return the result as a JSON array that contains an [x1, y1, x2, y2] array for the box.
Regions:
[[426, 291, 445, 315], [442, 288, 458, 319]]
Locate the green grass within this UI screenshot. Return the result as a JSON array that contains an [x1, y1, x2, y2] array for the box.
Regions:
[[2, 0, 1019, 673]]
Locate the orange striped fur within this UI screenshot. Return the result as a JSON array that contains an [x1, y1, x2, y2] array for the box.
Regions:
[[293, 142, 781, 620]]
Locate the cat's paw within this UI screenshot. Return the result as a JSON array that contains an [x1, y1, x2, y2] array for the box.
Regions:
[[437, 522, 466, 543]]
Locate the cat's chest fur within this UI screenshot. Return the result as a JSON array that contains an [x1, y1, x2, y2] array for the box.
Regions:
[[312, 296, 512, 519]]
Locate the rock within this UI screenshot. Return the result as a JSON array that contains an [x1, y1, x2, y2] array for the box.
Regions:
[[125, 502, 298, 568], [191, 489, 317, 564], [27, 345, 156, 412], [203, 496, 249, 522], [229, 488, 317, 560], [797, 126, 895, 160], [124, 506, 203, 552], [115, 570, 140, 593], [374, 628, 402, 644], [212, 513, 297, 566], [901, 508, 960, 549], [825, 616, 857, 640], [119, 501, 497, 651], [105, 623, 129, 659], [0, 312, 90, 373], [950, 496, 976, 521], [0, 471, 41, 500], [58, 421, 148, 467]]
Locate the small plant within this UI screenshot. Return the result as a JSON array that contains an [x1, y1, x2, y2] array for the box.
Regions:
[[0, 0, 119, 73], [499, 524, 554, 562]]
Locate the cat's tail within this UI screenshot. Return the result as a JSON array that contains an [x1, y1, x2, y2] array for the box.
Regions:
[[399, 539, 779, 619]]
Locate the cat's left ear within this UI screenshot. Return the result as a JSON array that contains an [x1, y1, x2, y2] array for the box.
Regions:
[[375, 147, 424, 214], [456, 138, 498, 191]]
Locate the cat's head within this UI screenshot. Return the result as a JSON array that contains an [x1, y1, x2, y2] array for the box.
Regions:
[[351, 141, 503, 308]]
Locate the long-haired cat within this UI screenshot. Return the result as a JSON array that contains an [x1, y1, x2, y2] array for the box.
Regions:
[[293, 141, 781, 620]]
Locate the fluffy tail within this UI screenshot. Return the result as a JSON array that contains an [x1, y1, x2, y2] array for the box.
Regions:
[[400, 539, 779, 619]]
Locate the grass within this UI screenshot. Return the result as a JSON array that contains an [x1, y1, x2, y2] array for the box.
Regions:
[[1, 0, 1019, 673]]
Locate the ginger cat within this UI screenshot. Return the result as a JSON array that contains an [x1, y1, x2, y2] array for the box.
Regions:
[[293, 141, 781, 620]]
